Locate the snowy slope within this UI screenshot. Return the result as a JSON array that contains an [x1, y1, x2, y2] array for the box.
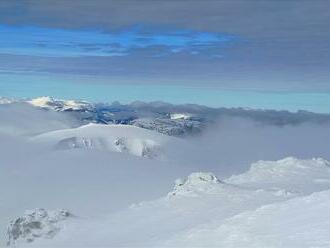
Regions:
[[31, 123, 184, 159], [11, 157, 330, 247], [163, 189, 330, 248]]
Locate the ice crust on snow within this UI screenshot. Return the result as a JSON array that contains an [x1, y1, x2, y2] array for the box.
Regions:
[[6, 209, 73, 246]]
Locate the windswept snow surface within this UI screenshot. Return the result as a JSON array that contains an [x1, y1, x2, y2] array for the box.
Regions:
[[163, 189, 330, 248], [12, 157, 330, 248]]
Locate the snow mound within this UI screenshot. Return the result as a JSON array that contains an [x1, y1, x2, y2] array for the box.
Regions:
[[31, 123, 181, 159], [168, 172, 223, 197], [6, 209, 73, 246], [226, 157, 330, 194]]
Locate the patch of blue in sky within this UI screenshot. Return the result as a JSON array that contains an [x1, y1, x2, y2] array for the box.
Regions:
[[1, 73, 330, 113], [0, 25, 235, 57]]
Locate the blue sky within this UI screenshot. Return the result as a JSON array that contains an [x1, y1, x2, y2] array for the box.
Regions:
[[0, 25, 235, 57], [0, 0, 330, 112], [1, 73, 330, 113]]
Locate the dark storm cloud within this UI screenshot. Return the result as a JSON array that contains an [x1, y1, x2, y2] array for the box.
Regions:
[[1, 0, 329, 41], [0, 0, 329, 90]]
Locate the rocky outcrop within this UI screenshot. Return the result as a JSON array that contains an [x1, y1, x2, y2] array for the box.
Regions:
[[7, 208, 73, 246], [131, 118, 203, 137], [168, 172, 223, 197], [114, 137, 161, 159]]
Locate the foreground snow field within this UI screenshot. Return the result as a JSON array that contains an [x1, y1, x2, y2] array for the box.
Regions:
[[6, 157, 330, 247]]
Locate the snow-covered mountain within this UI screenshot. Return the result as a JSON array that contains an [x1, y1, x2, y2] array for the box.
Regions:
[[27, 96, 92, 112], [25, 96, 205, 136], [31, 123, 184, 159], [7, 157, 330, 247], [3, 96, 330, 137]]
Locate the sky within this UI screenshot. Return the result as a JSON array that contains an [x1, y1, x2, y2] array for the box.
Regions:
[[0, 0, 330, 112]]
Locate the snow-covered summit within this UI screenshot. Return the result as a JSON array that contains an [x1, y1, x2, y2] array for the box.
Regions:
[[31, 123, 183, 159]]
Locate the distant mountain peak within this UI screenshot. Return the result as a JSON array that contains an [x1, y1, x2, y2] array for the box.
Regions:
[[27, 96, 92, 111]]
